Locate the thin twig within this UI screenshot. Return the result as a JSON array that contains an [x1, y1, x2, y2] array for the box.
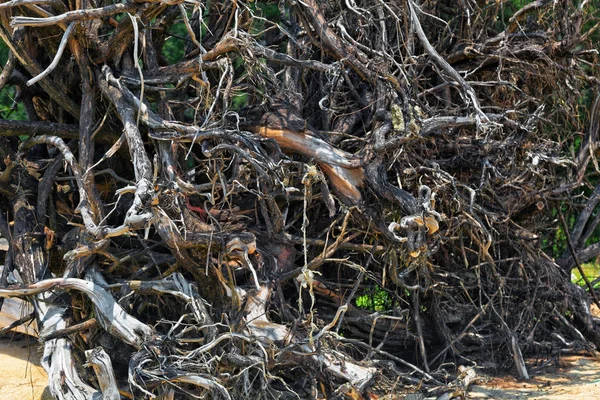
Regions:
[[27, 22, 76, 86]]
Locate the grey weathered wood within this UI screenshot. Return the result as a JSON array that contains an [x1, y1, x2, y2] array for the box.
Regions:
[[0, 277, 154, 348], [85, 347, 119, 400], [510, 334, 529, 380], [39, 301, 99, 400], [244, 285, 376, 389]]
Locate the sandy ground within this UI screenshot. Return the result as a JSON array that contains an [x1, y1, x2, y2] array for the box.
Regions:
[[470, 354, 600, 399], [0, 335, 47, 400]]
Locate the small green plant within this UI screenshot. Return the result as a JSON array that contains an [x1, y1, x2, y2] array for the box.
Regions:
[[355, 285, 392, 312]]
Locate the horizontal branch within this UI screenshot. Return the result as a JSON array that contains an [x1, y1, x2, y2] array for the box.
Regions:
[[137, 36, 330, 83], [249, 41, 331, 72], [0, 278, 154, 348], [0, 119, 79, 138], [376, 113, 520, 152], [420, 114, 520, 135], [0, 0, 57, 10], [11, 3, 137, 27]]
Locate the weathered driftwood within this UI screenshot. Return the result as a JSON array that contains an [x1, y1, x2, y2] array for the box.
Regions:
[[244, 285, 376, 390], [511, 334, 529, 380], [42, 336, 98, 399], [85, 347, 119, 400], [0, 270, 153, 399], [0, 271, 381, 398], [0, 277, 153, 348]]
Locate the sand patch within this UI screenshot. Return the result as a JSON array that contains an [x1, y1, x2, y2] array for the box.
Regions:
[[0, 335, 48, 400], [471, 355, 600, 399]]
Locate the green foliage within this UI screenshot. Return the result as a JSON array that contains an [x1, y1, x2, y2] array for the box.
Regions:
[[231, 93, 248, 110], [162, 22, 187, 64], [0, 88, 27, 121], [0, 40, 26, 120], [355, 285, 393, 312]]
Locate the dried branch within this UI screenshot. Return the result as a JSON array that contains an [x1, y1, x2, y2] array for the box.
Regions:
[[11, 3, 137, 27], [0, 278, 154, 348], [0, 120, 79, 138], [26, 22, 75, 86]]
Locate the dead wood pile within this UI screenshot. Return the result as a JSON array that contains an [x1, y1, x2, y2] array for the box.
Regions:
[[1, 0, 600, 398]]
